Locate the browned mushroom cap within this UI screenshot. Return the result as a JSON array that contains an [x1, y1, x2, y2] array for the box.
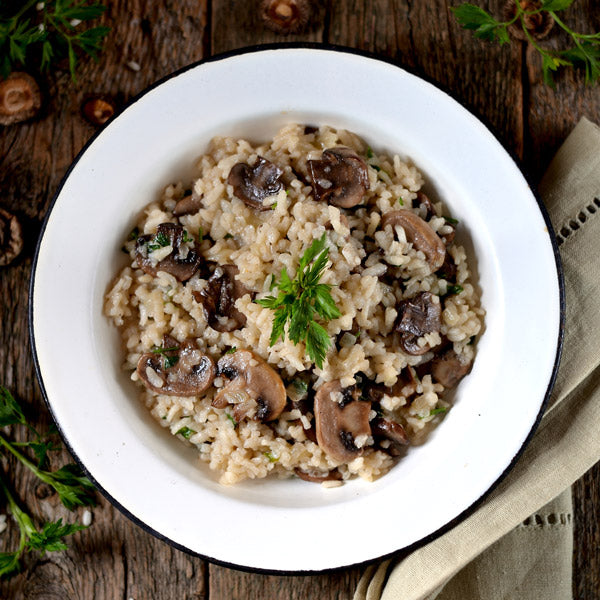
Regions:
[[294, 467, 342, 483], [135, 223, 202, 282], [173, 192, 202, 216], [213, 350, 286, 422], [0, 208, 23, 266], [367, 367, 418, 403], [227, 157, 283, 211], [307, 146, 369, 208], [137, 337, 216, 396], [371, 418, 409, 456], [381, 210, 446, 271], [261, 0, 311, 34], [0, 73, 41, 126], [192, 265, 250, 332], [431, 348, 473, 389], [314, 381, 372, 463], [395, 292, 442, 355]]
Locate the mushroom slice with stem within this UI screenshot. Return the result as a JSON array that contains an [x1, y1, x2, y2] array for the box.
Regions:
[[193, 264, 250, 332], [213, 350, 286, 422], [381, 209, 446, 271], [135, 222, 202, 282], [431, 348, 473, 389], [307, 146, 369, 208], [294, 467, 342, 483], [314, 381, 372, 463], [227, 156, 283, 210], [137, 336, 216, 396], [395, 291, 442, 356]]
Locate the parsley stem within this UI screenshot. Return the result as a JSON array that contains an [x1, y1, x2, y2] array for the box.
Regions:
[[0, 472, 28, 558], [12, 0, 38, 22], [0, 432, 44, 481]]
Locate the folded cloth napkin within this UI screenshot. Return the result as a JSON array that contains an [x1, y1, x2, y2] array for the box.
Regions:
[[354, 117, 600, 600]]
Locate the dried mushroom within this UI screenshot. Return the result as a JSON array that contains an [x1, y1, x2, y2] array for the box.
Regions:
[[135, 223, 202, 282], [504, 0, 553, 41], [227, 157, 283, 210], [381, 210, 446, 271], [395, 292, 442, 355], [431, 348, 473, 389], [0, 208, 23, 266], [137, 336, 216, 396], [314, 381, 371, 462], [213, 350, 286, 422], [193, 265, 250, 332], [308, 146, 369, 208], [0, 73, 41, 126], [81, 95, 115, 126], [261, 0, 311, 34]]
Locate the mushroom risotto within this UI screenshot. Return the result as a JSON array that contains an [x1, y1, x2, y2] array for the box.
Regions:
[[105, 124, 484, 485]]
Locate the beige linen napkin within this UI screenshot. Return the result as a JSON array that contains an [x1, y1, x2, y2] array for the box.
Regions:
[[355, 117, 600, 600]]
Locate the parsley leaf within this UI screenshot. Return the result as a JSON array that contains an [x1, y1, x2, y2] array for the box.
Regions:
[[256, 234, 341, 368], [450, 4, 510, 44], [175, 426, 196, 440]]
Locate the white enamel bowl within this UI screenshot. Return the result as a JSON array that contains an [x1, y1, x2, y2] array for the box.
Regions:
[[30, 47, 563, 572]]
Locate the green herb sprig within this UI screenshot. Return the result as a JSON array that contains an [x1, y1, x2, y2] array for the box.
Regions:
[[451, 0, 600, 86], [0, 387, 95, 579], [256, 233, 341, 369], [0, 0, 110, 81]]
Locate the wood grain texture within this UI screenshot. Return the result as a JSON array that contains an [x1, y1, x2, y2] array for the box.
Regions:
[[1, 0, 599, 598]]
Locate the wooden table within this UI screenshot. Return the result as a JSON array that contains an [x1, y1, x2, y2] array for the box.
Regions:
[[1, 1, 599, 597]]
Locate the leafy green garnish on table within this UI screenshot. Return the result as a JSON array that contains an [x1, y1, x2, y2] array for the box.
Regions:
[[256, 233, 341, 369], [0, 0, 110, 80], [0, 386, 94, 579], [451, 1, 600, 85]]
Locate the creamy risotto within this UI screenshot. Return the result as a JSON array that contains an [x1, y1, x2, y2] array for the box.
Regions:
[[105, 124, 484, 485]]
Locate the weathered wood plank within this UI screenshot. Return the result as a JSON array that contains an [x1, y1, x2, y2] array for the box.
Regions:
[[0, 2, 210, 598]]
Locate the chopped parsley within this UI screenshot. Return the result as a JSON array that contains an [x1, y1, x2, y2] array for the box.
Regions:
[[225, 413, 238, 428], [445, 284, 464, 296], [151, 346, 179, 369], [443, 215, 459, 225], [397, 197, 404, 206], [128, 226, 140, 241], [198, 227, 204, 243], [418, 406, 448, 419], [271, 202, 278, 209], [366, 147, 374, 159], [223, 233, 233, 240], [263, 451, 278, 463], [182, 230, 193, 243], [147, 231, 171, 252], [293, 379, 308, 395], [256, 233, 341, 369], [225, 346, 237, 354], [175, 426, 196, 440]]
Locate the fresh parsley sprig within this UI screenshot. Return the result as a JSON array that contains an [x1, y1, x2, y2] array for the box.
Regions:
[[0, 387, 94, 579], [0, 0, 110, 80], [256, 233, 341, 369], [451, 0, 600, 86]]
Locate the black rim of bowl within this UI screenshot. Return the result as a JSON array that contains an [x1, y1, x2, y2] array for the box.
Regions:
[[28, 42, 566, 576]]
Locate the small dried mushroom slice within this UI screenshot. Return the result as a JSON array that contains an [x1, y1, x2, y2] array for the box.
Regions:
[[314, 381, 372, 463], [173, 191, 202, 216], [227, 157, 283, 210], [0, 72, 41, 126], [135, 222, 202, 282], [307, 146, 369, 208], [431, 348, 473, 389], [193, 265, 250, 332], [381, 209, 446, 271], [0, 207, 24, 266], [395, 292, 442, 356], [213, 350, 286, 422], [137, 337, 216, 396]]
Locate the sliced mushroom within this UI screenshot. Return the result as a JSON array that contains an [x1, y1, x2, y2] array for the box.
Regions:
[[0, 207, 23, 266], [314, 381, 371, 462], [381, 209, 446, 270], [193, 264, 250, 332], [137, 336, 216, 396], [213, 350, 286, 422], [0, 72, 41, 126], [227, 157, 283, 210], [367, 367, 418, 403], [135, 223, 202, 282], [415, 191, 437, 220], [437, 251, 457, 281], [395, 292, 442, 355], [294, 467, 342, 483], [371, 418, 409, 456], [431, 348, 473, 389], [173, 192, 202, 216], [307, 146, 369, 208]]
